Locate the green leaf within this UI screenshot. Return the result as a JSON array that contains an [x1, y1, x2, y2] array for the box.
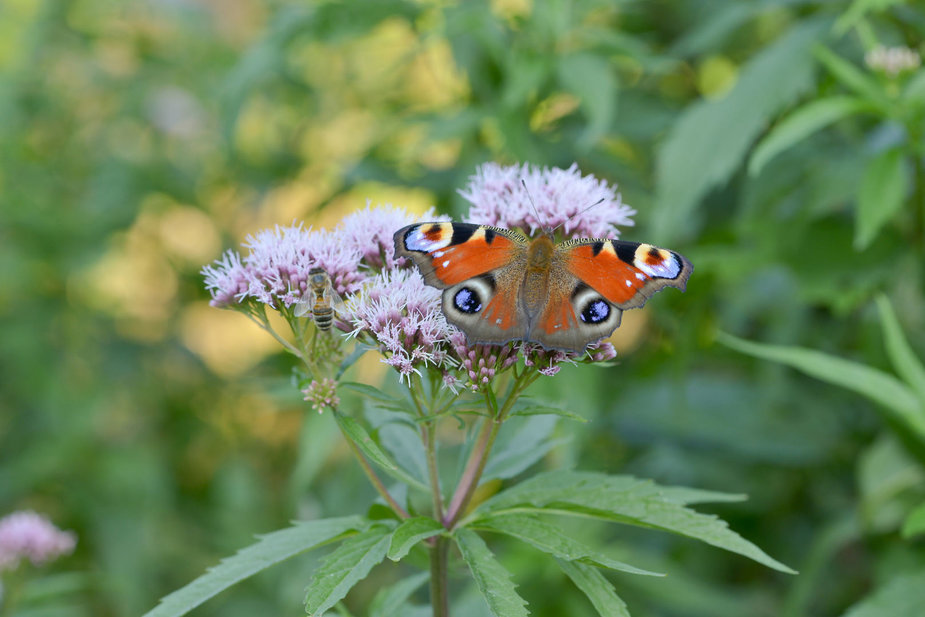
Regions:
[[388, 517, 445, 561], [339, 382, 405, 406], [454, 528, 529, 617], [841, 569, 925, 617], [901, 502, 925, 539], [369, 572, 430, 617], [474, 513, 663, 576], [813, 44, 888, 107], [855, 148, 909, 249], [484, 415, 567, 481], [510, 403, 588, 423], [657, 486, 748, 506], [304, 526, 393, 617], [876, 294, 925, 405], [833, 0, 906, 37], [475, 471, 794, 573], [142, 516, 365, 617], [557, 559, 631, 617], [557, 53, 618, 150], [749, 96, 875, 175], [334, 412, 396, 471], [653, 18, 826, 241], [717, 331, 925, 438]]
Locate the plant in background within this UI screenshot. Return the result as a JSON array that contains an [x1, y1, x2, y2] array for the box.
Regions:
[[0, 511, 77, 617], [748, 28, 925, 251], [148, 164, 792, 617], [720, 294, 925, 615]]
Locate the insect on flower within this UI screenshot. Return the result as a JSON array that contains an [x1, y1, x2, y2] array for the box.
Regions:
[[295, 267, 345, 331]]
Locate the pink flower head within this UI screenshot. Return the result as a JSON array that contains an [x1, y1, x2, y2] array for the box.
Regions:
[[202, 223, 365, 310], [339, 202, 449, 270], [460, 162, 635, 240], [343, 269, 456, 383], [202, 250, 249, 308], [0, 511, 76, 571], [302, 378, 340, 413]]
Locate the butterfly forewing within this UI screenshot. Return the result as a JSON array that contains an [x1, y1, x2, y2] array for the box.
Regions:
[[565, 239, 692, 310]]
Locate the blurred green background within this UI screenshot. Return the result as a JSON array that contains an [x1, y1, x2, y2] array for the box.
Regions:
[[2, 0, 924, 616]]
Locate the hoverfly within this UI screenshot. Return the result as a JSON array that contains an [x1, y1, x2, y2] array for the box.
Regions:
[[295, 267, 344, 331]]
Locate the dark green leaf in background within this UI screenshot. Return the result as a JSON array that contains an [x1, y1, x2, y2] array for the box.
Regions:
[[855, 148, 909, 249]]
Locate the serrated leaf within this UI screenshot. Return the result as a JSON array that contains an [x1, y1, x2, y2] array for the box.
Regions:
[[388, 517, 445, 561], [749, 96, 875, 175], [475, 470, 794, 573], [841, 569, 925, 617], [718, 331, 925, 438], [653, 18, 826, 241], [855, 148, 909, 249], [876, 295, 925, 405], [369, 572, 430, 617], [455, 528, 529, 617], [557, 559, 631, 617], [304, 526, 393, 617], [901, 502, 925, 539], [474, 513, 663, 577], [814, 44, 888, 107], [142, 516, 365, 617], [334, 412, 396, 471], [557, 53, 618, 149]]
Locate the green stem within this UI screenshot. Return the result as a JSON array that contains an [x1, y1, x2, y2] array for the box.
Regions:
[[338, 420, 410, 520], [443, 416, 500, 528], [410, 376, 446, 522], [429, 536, 450, 617], [442, 373, 533, 529]]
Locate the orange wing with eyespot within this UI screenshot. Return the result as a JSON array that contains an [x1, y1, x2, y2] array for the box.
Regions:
[[394, 222, 524, 288], [565, 239, 692, 310]]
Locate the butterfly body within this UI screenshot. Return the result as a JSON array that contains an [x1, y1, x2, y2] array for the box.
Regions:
[[295, 267, 343, 331], [394, 222, 692, 352]]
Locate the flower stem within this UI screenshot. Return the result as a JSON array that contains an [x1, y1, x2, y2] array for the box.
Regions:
[[443, 417, 499, 528], [429, 536, 450, 617], [442, 375, 533, 529], [338, 421, 410, 520]]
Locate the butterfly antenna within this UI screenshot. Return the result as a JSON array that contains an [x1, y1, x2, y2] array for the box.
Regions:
[[550, 197, 606, 235], [520, 179, 551, 236]]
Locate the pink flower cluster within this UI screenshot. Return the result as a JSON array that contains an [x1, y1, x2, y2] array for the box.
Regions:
[[302, 378, 340, 413], [461, 162, 635, 240], [343, 269, 455, 382], [0, 511, 76, 571], [202, 204, 441, 312]]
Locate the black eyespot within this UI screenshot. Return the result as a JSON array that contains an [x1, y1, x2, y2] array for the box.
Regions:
[[580, 299, 610, 324], [454, 287, 482, 314]]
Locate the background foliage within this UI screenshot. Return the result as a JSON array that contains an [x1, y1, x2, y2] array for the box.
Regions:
[[1, 0, 923, 615]]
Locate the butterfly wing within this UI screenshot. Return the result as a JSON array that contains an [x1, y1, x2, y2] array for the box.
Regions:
[[526, 239, 692, 352], [394, 222, 531, 344], [565, 239, 692, 309]]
